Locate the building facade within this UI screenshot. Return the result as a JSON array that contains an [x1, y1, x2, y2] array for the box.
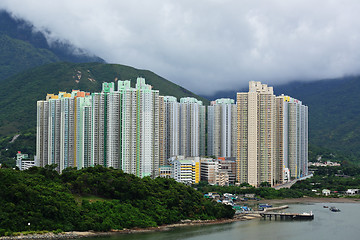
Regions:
[[172, 156, 200, 184], [37, 79, 308, 186], [37, 78, 161, 177], [236, 81, 276, 187], [207, 98, 237, 158], [179, 97, 206, 157], [236, 81, 308, 187]]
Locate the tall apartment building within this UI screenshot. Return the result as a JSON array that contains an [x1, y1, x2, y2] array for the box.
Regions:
[[36, 100, 49, 168], [276, 95, 308, 180], [236, 81, 276, 187], [179, 97, 206, 157], [37, 91, 88, 172], [236, 81, 308, 187], [104, 78, 160, 178], [37, 78, 160, 177], [91, 83, 113, 167], [207, 98, 237, 158], [162, 96, 180, 162], [75, 93, 92, 169]]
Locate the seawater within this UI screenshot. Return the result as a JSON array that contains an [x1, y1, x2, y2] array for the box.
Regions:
[[85, 203, 360, 240]]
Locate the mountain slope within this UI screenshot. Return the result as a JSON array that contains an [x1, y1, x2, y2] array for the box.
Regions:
[[274, 76, 360, 158], [204, 76, 360, 160], [0, 10, 104, 81], [0, 62, 209, 136], [0, 34, 60, 80]]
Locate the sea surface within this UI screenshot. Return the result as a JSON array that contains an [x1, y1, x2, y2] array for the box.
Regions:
[[85, 202, 360, 240]]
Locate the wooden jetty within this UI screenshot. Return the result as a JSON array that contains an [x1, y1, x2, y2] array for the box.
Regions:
[[260, 211, 314, 220]]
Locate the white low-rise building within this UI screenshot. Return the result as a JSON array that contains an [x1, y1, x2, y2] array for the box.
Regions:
[[16, 151, 35, 170], [322, 189, 331, 196], [346, 189, 360, 195]]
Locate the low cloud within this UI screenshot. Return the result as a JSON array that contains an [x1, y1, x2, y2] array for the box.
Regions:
[[1, 0, 360, 95]]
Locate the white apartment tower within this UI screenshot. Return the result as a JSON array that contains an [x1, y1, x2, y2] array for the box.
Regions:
[[275, 95, 308, 181], [75, 94, 92, 169], [207, 98, 237, 158], [179, 97, 206, 157], [163, 96, 180, 161], [37, 78, 160, 177], [105, 78, 160, 178]]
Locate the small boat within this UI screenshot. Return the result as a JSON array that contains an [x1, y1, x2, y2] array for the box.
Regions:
[[323, 205, 329, 208], [329, 206, 341, 212]]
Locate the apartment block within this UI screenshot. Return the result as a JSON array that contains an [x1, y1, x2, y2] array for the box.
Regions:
[[236, 81, 276, 187], [236, 82, 308, 187], [172, 156, 200, 184], [207, 98, 236, 158], [37, 78, 160, 177], [179, 97, 205, 157]]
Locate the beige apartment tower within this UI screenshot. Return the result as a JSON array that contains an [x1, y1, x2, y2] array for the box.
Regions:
[[236, 81, 276, 187]]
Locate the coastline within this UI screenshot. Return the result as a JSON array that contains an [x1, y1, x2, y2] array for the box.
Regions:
[[0, 216, 249, 240], [264, 197, 360, 205], [2, 197, 359, 240]]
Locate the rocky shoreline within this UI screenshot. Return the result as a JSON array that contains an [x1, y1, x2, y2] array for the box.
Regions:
[[0, 216, 250, 240], [265, 197, 360, 204], [2, 197, 358, 240]]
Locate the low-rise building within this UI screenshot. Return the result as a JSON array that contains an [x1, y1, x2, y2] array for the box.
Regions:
[[200, 157, 236, 185], [173, 156, 200, 184], [200, 158, 219, 184], [16, 151, 35, 170], [218, 157, 236, 185], [346, 189, 360, 195], [159, 165, 173, 178], [322, 189, 331, 196], [310, 161, 341, 167], [215, 170, 230, 186]]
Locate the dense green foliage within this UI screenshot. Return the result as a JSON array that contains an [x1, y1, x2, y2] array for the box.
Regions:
[[292, 166, 360, 192], [0, 62, 208, 137], [195, 182, 306, 199], [275, 77, 360, 162], [0, 129, 35, 168], [0, 166, 234, 233], [0, 34, 60, 80], [308, 144, 358, 166]]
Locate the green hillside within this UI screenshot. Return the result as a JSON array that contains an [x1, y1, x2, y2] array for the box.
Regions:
[[0, 62, 208, 137], [275, 76, 360, 161], [0, 34, 60, 80], [0, 10, 104, 82], [0, 166, 234, 233]]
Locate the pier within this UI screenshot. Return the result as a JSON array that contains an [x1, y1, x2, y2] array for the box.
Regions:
[[260, 211, 314, 220]]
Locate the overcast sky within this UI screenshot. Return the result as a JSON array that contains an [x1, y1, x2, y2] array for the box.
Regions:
[[1, 0, 360, 95]]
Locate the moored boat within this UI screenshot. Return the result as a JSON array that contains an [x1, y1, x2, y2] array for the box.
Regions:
[[329, 206, 341, 212]]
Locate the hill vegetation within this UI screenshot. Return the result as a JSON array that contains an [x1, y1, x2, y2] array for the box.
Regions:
[[0, 165, 234, 234], [275, 77, 360, 162], [0, 34, 60, 80], [0, 62, 208, 136], [204, 76, 360, 163], [0, 62, 209, 165], [0, 10, 104, 81]]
